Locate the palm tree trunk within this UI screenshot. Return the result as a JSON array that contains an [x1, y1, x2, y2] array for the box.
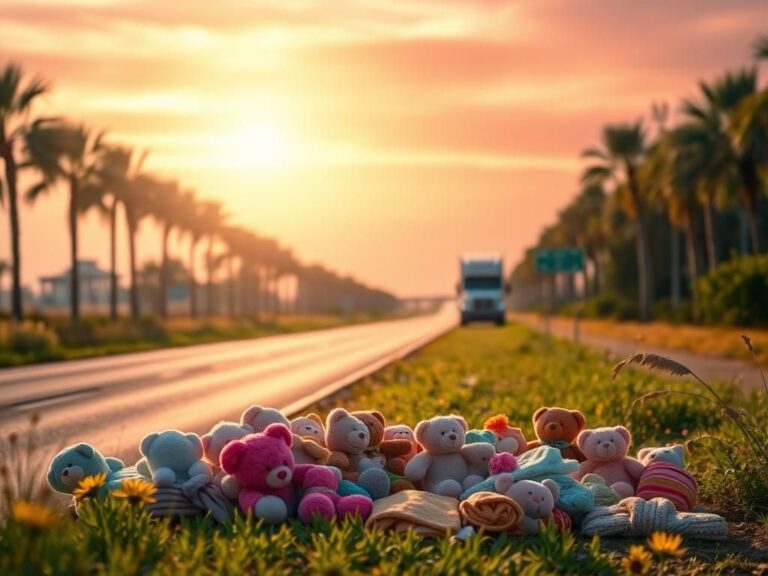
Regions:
[[69, 176, 80, 325], [109, 198, 118, 322], [683, 215, 699, 320], [670, 226, 681, 312], [2, 147, 23, 322], [126, 209, 140, 320], [159, 221, 170, 318], [206, 235, 214, 317], [627, 167, 654, 321], [189, 236, 198, 318], [740, 159, 762, 254], [228, 256, 236, 316], [702, 191, 718, 271]]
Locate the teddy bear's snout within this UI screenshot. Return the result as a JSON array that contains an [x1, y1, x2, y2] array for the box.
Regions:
[[448, 433, 457, 441], [358, 432, 366, 440], [267, 465, 293, 488], [530, 493, 544, 505], [546, 422, 561, 432]]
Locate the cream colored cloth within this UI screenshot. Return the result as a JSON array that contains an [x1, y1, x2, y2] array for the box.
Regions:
[[366, 490, 461, 537], [459, 491, 523, 533], [580, 496, 727, 540]]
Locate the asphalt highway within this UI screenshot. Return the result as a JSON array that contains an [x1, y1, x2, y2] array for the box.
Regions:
[[0, 306, 457, 468]]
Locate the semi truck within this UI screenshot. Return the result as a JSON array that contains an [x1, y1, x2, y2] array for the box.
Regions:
[[458, 254, 509, 326]]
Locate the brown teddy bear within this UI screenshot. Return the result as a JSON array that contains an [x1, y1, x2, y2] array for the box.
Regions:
[[380, 425, 419, 476], [351, 410, 388, 470], [290, 413, 326, 447], [526, 407, 587, 462], [241, 404, 329, 465]]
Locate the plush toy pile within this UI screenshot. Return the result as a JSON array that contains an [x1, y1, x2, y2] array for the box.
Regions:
[[47, 404, 727, 540]]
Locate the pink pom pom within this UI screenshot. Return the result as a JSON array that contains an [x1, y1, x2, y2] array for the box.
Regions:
[[489, 452, 518, 475]]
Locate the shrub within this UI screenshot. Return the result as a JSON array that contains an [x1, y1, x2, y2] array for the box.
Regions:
[[3, 322, 59, 355], [694, 255, 768, 327]]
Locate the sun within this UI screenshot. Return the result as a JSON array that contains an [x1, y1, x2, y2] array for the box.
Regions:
[[222, 121, 296, 172]]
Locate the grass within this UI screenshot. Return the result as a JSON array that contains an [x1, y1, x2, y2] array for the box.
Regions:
[[512, 311, 768, 364], [0, 312, 392, 368], [1, 322, 767, 574]]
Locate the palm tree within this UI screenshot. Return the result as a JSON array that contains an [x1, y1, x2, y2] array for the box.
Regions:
[[684, 69, 763, 253], [176, 190, 203, 317], [122, 174, 156, 320], [197, 200, 225, 316], [150, 179, 181, 318], [96, 145, 150, 321], [0, 64, 47, 322], [0, 259, 9, 312], [582, 122, 654, 320], [24, 120, 105, 324]]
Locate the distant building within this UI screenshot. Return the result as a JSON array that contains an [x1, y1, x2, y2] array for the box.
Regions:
[[38, 260, 122, 311]]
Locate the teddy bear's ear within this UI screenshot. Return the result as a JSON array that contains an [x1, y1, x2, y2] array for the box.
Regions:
[[242, 423, 254, 433], [240, 405, 263, 428], [454, 415, 468, 432], [542, 478, 560, 502], [615, 426, 631, 446], [575, 429, 591, 450], [73, 443, 94, 459], [220, 440, 246, 474], [326, 408, 349, 428], [414, 420, 431, 445], [494, 473, 516, 494], [369, 411, 386, 426], [139, 433, 158, 457], [186, 432, 203, 458], [264, 423, 293, 447], [637, 447, 652, 462], [532, 407, 549, 423], [570, 410, 587, 431], [671, 444, 685, 463], [307, 413, 324, 427], [201, 434, 212, 456]]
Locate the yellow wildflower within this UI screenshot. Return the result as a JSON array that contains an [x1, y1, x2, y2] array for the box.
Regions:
[[621, 545, 653, 575], [72, 472, 107, 500], [11, 500, 59, 530], [113, 478, 157, 505], [647, 532, 686, 557]]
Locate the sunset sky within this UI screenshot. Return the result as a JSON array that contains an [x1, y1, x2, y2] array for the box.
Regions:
[[1, 0, 767, 297]]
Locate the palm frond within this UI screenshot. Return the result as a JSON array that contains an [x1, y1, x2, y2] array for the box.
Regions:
[[581, 146, 608, 160], [0, 63, 21, 111], [24, 180, 50, 204], [753, 34, 768, 60], [580, 164, 612, 185], [17, 79, 48, 112]]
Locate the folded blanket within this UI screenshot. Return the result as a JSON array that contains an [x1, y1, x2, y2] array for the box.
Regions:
[[460, 447, 595, 516], [182, 474, 234, 523], [580, 497, 727, 540], [365, 490, 461, 537], [145, 487, 204, 518], [459, 491, 523, 533]]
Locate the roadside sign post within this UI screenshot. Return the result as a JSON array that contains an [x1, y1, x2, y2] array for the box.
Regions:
[[535, 248, 585, 343]]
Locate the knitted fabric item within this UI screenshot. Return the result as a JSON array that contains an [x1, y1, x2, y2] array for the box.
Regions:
[[636, 462, 697, 512], [459, 491, 523, 533], [581, 473, 622, 506], [580, 497, 727, 540], [552, 507, 572, 532], [366, 490, 461, 537]]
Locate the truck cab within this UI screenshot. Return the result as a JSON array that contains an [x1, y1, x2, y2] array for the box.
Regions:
[[458, 255, 508, 326]]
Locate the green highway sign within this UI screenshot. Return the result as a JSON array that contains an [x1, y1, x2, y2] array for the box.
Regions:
[[535, 248, 585, 273]]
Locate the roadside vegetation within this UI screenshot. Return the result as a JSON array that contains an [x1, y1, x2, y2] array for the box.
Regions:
[[2, 323, 766, 574], [0, 312, 388, 368], [511, 33, 768, 327]]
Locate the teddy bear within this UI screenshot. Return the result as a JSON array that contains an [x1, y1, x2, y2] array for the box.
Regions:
[[527, 407, 587, 462], [495, 474, 560, 535], [464, 442, 497, 479], [201, 421, 253, 500], [290, 413, 326, 447], [351, 410, 388, 471], [325, 408, 391, 499], [241, 404, 330, 466], [636, 444, 697, 512], [296, 465, 373, 523], [139, 429, 213, 489], [220, 423, 317, 523], [484, 414, 529, 456], [380, 424, 419, 476], [575, 426, 644, 498], [47, 443, 135, 497], [404, 414, 489, 498]]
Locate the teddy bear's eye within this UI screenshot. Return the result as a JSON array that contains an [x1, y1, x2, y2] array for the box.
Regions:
[[283, 460, 288, 466], [528, 491, 533, 495], [67, 462, 72, 467], [441, 431, 445, 436]]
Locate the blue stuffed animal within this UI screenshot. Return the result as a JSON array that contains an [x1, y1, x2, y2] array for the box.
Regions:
[[47, 443, 134, 497], [139, 429, 212, 489]]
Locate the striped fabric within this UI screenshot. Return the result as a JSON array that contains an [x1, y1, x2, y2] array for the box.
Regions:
[[636, 462, 697, 512]]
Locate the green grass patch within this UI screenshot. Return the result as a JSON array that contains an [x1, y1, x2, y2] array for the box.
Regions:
[[1, 322, 766, 574]]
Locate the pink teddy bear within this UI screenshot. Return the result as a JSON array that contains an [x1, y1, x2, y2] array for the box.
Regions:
[[297, 466, 373, 523], [220, 423, 337, 524], [575, 426, 645, 498]]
